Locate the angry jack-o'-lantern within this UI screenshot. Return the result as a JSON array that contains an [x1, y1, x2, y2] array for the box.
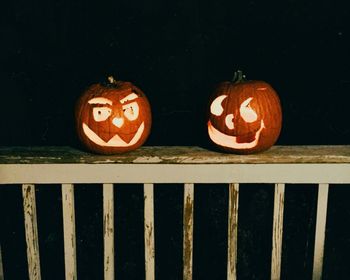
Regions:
[[207, 71, 282, 154], [75, 76, 152, 154]]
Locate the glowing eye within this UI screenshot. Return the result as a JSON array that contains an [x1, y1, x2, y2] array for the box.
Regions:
[[122, 102, 139, 120], [93, 107, 112, 122], [240, 97, 258, 123], [210, 95, 227, 116]]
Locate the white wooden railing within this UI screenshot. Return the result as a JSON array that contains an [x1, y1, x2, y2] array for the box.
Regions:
[[1, 145, 350, 280]]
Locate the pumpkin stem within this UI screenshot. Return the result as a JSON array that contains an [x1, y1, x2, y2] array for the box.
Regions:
[[232, 70, 246, 83], [107, 76, 117, 85]]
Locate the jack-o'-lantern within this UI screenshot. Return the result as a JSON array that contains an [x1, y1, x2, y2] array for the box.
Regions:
[[207, 70, 282, 154], [75, 76, 152, 154]]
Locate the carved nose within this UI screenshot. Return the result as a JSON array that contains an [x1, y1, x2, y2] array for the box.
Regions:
[[112, 117, 124, 128]]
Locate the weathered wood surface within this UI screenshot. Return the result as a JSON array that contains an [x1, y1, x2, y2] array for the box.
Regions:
[[227, 183, 239, 280], [271, 184, 285, 280], [144, 184, 155, 280], [1, 146, 350, 164], [103, 183, 114, 280], [62, 184, 77, 280], [22, 184, 41, 280], [1, 164, 350, 184], [312, 184, 329, 280], [183, 183, 194, 280]]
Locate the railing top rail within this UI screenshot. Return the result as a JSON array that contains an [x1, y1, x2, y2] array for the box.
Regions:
[[1, 145, 350, 164]]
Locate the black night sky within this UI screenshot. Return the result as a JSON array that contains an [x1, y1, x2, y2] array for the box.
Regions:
[[1, 0, 350, 147], [1, 0, 350, 279]]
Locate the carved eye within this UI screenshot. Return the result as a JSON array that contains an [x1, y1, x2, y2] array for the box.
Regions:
[[210, 95, 227, 116], [225, 114, 234, 129], [123, 102, 139, 121], [240, 97, 258, 123], [93, 107, 112, 122]]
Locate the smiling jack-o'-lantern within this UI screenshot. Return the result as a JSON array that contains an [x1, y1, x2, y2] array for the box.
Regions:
[[75, 76, 152, 154], [207, 71, 282, 154]]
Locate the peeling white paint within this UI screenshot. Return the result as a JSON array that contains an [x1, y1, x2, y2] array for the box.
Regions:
[[91, 159, 118, 164], [144, 184, 155, 280], [103, 183, 114, 280], [133, 156, 162, 163], [22, 184, 41, 280]]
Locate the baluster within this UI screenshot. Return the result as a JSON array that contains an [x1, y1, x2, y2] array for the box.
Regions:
[[62, 184, 77, 280], [144, 183, 155, 280], [22, 184, 41, 280], [183, 183, 194, 280], [271, 183, 285, 280], [227, 183, 239, 280], [312, 183, 329, 280], [103, 183, 114, 280]]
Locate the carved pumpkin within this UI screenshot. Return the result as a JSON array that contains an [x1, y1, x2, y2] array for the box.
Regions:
[[75, 77, 152, 154], [207, 71, 282, 154]]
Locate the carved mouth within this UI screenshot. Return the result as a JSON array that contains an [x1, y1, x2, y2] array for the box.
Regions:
[[82, 122, 145, 147], [208, 120, 265, 149]]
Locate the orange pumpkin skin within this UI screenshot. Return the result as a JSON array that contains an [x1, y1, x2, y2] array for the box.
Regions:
[[207, 72, 282, 154], [75, 78, 152, 154]]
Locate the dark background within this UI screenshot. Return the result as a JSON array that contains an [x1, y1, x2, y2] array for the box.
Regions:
[[1, 0, 350, 147], [2, 0, 350, 280]]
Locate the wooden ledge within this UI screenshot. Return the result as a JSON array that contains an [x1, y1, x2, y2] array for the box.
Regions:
[[1, 145, 350, 164]]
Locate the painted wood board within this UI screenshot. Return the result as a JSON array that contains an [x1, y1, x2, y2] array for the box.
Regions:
[[271, 183, 285, 280], [183, 183, 194, 280], [62, 184, 77, 280], [103, 183, 114, 280], [1, 163, 350, 184], [22, 184, 41, 280], [227, 183, 239, 280], [1, 146, 350, 164], [144, 183, 155, 280]]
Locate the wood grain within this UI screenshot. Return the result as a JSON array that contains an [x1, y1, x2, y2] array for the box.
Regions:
[[22, 184, 41, 280], [183, 183, 194, 280], [62, 184, 77, 280], [271, 183, 285, 280], [103, 183, 114, 280], [1, 146, 350, 164], [144, 183, 155, 280], [312, 184, 329, 280], [227, 183, 239, 280]]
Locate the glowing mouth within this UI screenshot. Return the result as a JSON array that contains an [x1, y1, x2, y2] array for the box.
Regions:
[[208, 120, 265, 149], [82, 122, 145, 147]]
